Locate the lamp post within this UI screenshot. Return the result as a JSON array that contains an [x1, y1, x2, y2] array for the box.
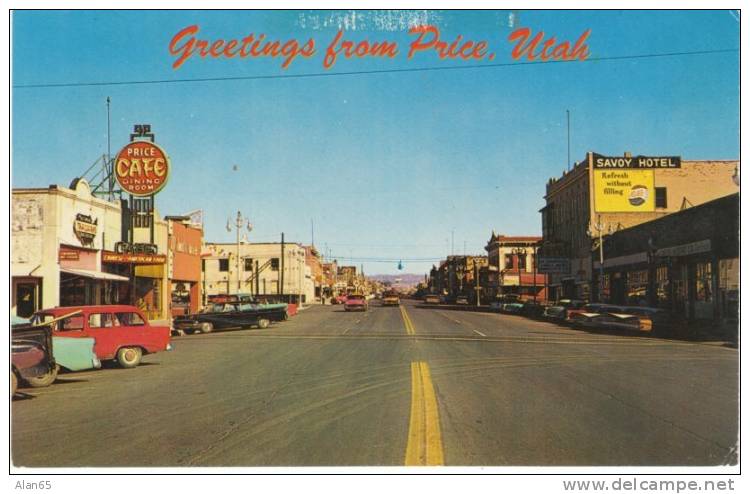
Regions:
[[226, 211, 253, 294], [511, 247, 526, 299]]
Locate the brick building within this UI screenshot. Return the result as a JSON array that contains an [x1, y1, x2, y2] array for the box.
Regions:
[[540, 151, 738, 301]]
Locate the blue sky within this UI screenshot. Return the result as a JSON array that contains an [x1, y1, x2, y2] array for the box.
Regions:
[[12, 10, 739, 275]]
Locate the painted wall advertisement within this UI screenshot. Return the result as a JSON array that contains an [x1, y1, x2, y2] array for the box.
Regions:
[[593, 169, 655, 212]]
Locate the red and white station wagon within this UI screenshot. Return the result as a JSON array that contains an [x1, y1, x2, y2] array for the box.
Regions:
[[31, 305, 172, 368]]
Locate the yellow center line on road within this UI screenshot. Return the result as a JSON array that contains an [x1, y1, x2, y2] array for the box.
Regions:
[[400, 304, 416, 336], [405, 361, 444, 466]]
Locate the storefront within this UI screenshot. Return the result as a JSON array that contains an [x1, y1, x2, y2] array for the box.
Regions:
[[12, 179, 124, 317], [167, 217, 203, 316], [594, 193, 738, 326], [59, 244, 130, 306], [102, 250, 168, 322]]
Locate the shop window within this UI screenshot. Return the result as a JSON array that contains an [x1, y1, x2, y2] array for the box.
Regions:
[[626, 269, 648, 305], [244, 258, 253, 271], [695, 261, 712, 302], [172, 283, 190, 307], [655, 266, 670, 308], [271, 258, 280, 271], [719, 258, 739, 319], [655, 187, 667, 209], [218, 259, 229, 272], [673, 265, 688, 316], [16, 283, 38, 318], [601, 274, 611, 303]]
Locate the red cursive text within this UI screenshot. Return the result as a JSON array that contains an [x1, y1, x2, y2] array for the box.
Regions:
[[508, 27, 591, 62]]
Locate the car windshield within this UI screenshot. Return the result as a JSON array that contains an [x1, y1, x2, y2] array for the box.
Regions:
[[348, 295, 364, 300]]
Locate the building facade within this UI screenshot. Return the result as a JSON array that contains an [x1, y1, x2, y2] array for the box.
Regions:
[[484, 233, 547, 301], [167, 216, 203, 316], [541, 151, 739, 302], [11, 178, 170, 322], [202, 242, 314, 304]]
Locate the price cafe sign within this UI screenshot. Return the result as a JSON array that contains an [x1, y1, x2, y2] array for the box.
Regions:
[[115, 141, 171, 196]]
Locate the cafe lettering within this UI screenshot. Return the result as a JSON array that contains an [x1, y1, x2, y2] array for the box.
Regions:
[[593, 153, 681, 169], [115, 141, 171, 196]]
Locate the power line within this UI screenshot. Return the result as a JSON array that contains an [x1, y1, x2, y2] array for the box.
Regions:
[[13, 48, 738, 89]]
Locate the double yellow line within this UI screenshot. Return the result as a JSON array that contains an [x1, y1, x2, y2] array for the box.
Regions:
[[405, 361, 444, 466], [400, 305, 444, 465], [400, 304, 416, 335]]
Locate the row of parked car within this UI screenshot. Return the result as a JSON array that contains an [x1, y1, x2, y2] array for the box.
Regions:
[[11, 305, 173, 397], [11, 295, 297, 397], [422, 293, 671, 335], [491, 296, 671, 334]]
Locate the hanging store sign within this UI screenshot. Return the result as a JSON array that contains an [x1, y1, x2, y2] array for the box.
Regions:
[[102, 251, 166, 264], [593, 169, 655, 212], [73, 213, 98, 246], [592, 154, 681, 169], [115, 141, 171, 196]]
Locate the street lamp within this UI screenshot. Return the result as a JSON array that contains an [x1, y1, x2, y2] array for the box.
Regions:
[[587, 215, 607, 303], [226, 211, 253, 294], [511, 247, 526, 299]]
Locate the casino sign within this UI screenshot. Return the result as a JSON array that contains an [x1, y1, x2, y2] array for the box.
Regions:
[[115, 141, 171, 196]]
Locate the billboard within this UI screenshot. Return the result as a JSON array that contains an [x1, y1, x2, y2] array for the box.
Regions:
[[593, 169, 655, 212]]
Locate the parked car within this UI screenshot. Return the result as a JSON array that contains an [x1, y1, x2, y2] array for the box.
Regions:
[[344, 294, 368, 312], [501, 302, 525, 314], [490, 294, 521, 313], [11, 320, 58, 394], [619, 306, 672, 334], [455, 296, 469, 305], [424, 294, 441, 304], [31, 305, 172, 368], [13, 313, 101, 372], [520, 301, 546, 318], [565, 303, 623, 322], [570, 311, 644, 332], [174, 299, 286, 334], [542, 299, 586, 321]]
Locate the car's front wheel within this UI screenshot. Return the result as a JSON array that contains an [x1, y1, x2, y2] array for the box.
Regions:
[[257, 318, 270, 329], [25, 364, 59, 388], [117, 347, 142, 368], [200, 322, 213, 334]]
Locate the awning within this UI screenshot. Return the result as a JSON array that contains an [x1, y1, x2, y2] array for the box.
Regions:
[[60, 267, 130, 282]]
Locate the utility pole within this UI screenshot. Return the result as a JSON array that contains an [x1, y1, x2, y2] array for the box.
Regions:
[[587, 216, 607, 302], [567, 109, 571, 171], [475, 263, 480, 307], [533, 243, 538, 303], [280, 233, 285, 296], [106, 97, 112, 201], [255, 259, 260, 296]]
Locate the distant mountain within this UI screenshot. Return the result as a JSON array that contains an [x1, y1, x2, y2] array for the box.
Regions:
[[367, 274, 425, 287]]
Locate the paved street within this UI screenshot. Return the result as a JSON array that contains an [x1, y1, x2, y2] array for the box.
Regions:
[[12, 300, 738, 467]]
